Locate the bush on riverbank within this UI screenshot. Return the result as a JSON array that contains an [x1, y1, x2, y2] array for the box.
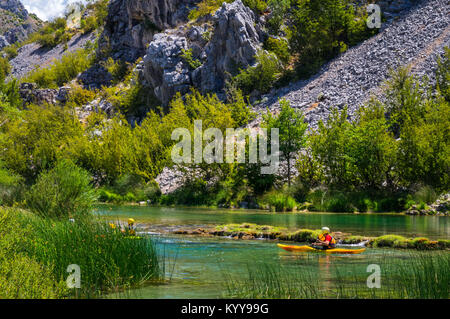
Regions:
[[26, 160, 97, 219]]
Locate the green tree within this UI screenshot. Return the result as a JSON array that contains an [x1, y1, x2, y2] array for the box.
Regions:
[[263, 99, 307, 186], [348, 102, 397, 190], [384, 66, 426, 137], [436, 47, 450, 102], [291, 0, 371, 75]]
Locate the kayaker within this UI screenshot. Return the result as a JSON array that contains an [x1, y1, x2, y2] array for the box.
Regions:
[[128, 218, 136, 236], [313, 227, 336, 250]]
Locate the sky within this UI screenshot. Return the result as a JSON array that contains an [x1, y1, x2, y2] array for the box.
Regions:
[[22, 0, 87, 21]]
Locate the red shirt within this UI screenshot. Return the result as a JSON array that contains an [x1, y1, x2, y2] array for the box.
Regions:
[[324, 234, 332, 242]]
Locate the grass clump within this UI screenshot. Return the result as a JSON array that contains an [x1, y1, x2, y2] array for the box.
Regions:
[[262, 191, 298, 212], [28, 217, 162, 297], [0, 207, 163, 298], [225, 252, 449, 299], [225, 263, 320, 299]]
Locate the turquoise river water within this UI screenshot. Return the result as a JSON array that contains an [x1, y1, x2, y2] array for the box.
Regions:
[[96, 206, 449, 298]]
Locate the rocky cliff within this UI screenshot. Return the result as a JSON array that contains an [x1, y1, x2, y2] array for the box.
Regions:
[[0, 0, 42, 49], [97, 0, 201, 63], [139, 0, 266, 106]]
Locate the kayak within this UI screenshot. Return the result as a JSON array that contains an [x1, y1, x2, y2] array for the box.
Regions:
[[277, 243, 365, 254]]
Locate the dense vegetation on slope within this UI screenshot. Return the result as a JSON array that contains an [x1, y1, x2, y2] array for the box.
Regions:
[[0, 0, 448, 213]]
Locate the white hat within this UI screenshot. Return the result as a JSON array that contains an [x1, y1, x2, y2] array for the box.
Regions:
[[322, 227, 330, 232]]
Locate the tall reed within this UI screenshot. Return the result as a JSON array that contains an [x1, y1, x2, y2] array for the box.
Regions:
[[26, 217, 164, 298]]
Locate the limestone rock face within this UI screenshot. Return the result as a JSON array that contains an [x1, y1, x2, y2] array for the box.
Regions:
[[140, 0, 265, 106], [143, 33, 191, 108], [98, 0, 200, 62], [0, 0, 42, 49], [196, 0, 264, 93], [0, 0, 28, 19]]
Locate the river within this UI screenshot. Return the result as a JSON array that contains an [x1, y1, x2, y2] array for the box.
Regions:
[[96, 206, 449, 298]]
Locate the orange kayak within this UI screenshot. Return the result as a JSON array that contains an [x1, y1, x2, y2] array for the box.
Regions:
[[277, 243, 365, 254]]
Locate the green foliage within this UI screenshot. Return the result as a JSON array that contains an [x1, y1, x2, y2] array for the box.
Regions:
[[35, 17, 71, 48], [267, 0, 290, 35], [291, 0, 375, 76], [0, 161, 24, 206], [26, 160, 97, 219], [234, 51, 283, 95], [436, 47, 450, 101], [226, 252, 449, 298], [100, 57, 131, 84], [23, 48, 95, 88], [189, 0, 228, 20], [181, 49, 202, 70], [28, 217, 162, 297], [384, 66, 426, 137], [243, 0, 268, 13], [264, 99, 308, 186], [308, 104, 397, 191], [396, 96, 449, 191], [264, 37, 290, 65], [0, 56, 11, 82], [0, 103, 85, 181], [0, 208, 69, 299], [2, 44, 19, 60], [262, 190, 297, 212], [0, 207, 162, 298]]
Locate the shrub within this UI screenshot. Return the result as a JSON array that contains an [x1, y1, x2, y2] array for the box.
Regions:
[[181, 49, 202, 69], [436, 47, 449, 101], [234, 51, 282, 95], [2, 44, 18, 59], [23, 48, 94, 88], [291, 0, 375, 76], [26, 160, 97, 219], [0, 161, 24, 206], [264, 37, 290, 65], [189, 0, 229, 20], [263, 191, 297, 212]]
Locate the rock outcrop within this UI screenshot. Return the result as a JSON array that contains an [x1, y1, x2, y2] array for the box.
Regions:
[[0, 0, 42, 49], [0, 0, 27, 19], [140, 0, 266, 106], [406, 194, 450, 216], [19, 83, 70, 105], [97, 0, 201, 63]]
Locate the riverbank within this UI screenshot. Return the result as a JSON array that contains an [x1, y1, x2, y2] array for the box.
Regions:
[[170, 223, 450, 250]]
